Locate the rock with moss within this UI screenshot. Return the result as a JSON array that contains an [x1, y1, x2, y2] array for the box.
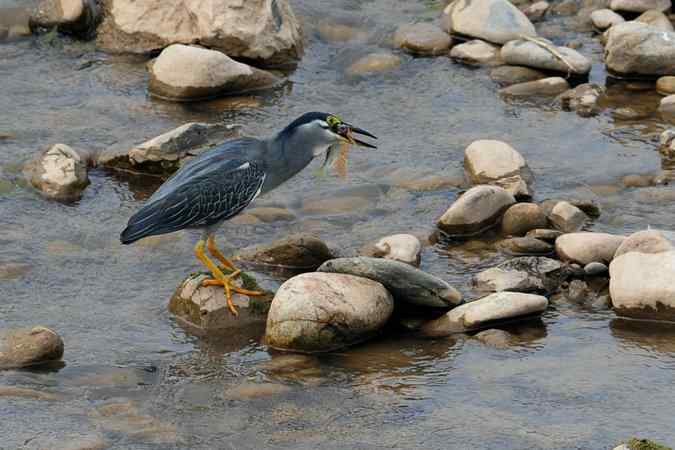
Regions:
[[0, 326, 64, 369], [169, 271, 273, 336], [614, 438, 673, 450], [23, 143, 90, 201]]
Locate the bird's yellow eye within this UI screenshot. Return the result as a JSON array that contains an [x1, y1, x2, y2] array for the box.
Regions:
[[326, 115, 341, 128]]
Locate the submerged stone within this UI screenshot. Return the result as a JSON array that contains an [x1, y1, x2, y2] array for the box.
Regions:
[[0, 326, 64, 369]]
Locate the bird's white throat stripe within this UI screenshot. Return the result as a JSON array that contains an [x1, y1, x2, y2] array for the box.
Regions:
[[236, 162, 250, 170]]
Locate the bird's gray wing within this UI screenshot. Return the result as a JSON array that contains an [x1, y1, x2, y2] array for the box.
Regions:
[[120, 159, 265, 244]]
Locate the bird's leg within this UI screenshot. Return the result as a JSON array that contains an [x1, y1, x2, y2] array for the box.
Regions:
[[194, 239, 241, 316], [206, 235, 237, 272]]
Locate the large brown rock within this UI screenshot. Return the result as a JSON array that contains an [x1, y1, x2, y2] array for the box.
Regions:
[[148, 44, 279, 102], [0, 326, 64, 369], [96, 0, 303, 66], [265, 273, 394, 353]]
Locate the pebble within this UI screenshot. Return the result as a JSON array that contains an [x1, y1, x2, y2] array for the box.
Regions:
[[526, 228, 563, 242], [437, 185, 515, 236], [490, 65, 547, 87], [590, 9, 625, 30], [393, 23, 452, 56], [500, 77, 571, 97], [584, 261, 608, 276], [473, 329, 514, 348], [0, 326, 64, 369], [499, 237, 554, 255], [361, 234, 422, 267], [450, 40, 501, 66], [548, 201, 587, 233], [501, 203, 548, 236], [657, 76, 675, 96], [23, 143, 90, 201]]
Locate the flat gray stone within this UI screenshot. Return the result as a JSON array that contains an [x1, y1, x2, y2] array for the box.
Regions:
[[501, 39, 591, 75], [318, 256, 462, 308], [472, 256, 564, 294]]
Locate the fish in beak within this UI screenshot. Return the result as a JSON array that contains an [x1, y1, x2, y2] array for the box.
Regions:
[[336, 123, 378, 148]]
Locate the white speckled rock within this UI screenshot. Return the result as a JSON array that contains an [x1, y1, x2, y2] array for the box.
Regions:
[[393, 23, 452, 56], [437, 185, 516, 236], [265, 273, 394, 353], [364, 234, 422, 267], [96, 0, 303, 65], [464, 139, 532, 198], [23, 143, 90, 201], [610, 250, 675, 321], [499, 77, 570, 96], [590, 9, 625, 30], [605, 22, 675, 76], [450, 40, 501, 66], [148, 44, 279, 101], [441, 0, 536, 44], [548, 201, 587, 232], [472, 256, 563, 294], [501, 39, 591, 75], [555, 232, 625, 264], [420, 292, 548, 336], [610, 0, 670, 12], [614, 229, 673, 258]]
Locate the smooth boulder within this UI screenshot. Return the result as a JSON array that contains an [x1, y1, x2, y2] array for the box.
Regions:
[[464, 139, 532, 198], [590, 9, 625, 30], [0, 326, 64, 369], [23, 143, 90, 201], [420, 292, 548, 336], [610, 251, 675, 321], [393, 23, 452, 56], [450, 40, 501, 66], [437, 185, 516, 236], [441, 0, 536, 45], [500, 77, 570, 96], [361, 234, 422, 267], [605, 22, 675, 76], [235, 234, 335, 270], [499, 237, 554, 255], [265, 273, 394, 353], [318, 257, 462, 308], [657, 76, 675, 95], [169, 273, 272, 336], [501, 203, 548, 236], [548, 201, 587, 232], [472, 256, 563, 294], [635, 10, 674, 31], [96, 0, 303, 65], [609, 0, 671, 12], [490, 65, 547, 86], [614, 229, 673, 258], [555, 232, 625, 264], [501, 39, 591, 75], [148, 44, 279, 101]]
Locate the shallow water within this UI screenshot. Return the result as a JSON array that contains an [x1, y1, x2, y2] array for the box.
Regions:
[[1, 0, 675, 448]]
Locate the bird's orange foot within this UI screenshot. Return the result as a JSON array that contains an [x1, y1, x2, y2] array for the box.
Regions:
[[201, 270, 264, 316]]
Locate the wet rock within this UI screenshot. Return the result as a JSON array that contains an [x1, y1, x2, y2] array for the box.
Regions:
[[610, 0, 670, 12], [555, 232, 625, 264], [235, 234, 335, 270], [265, 273, 394, 353], [420, 292, 548, 336], [590, 8, 625, 29], [473, 328, 514, 348], [551, 0, 580, 14], [567, 279, 590, 302], [224, 382, 291, 400], [441, 0, 537, 44], [30, 0, 99, 36], [0, 8, 31, 41], [24, 143, 89, 201], [0, 326, 64, 369], [361, 234, 422, 267], [393, 23, 452, 56], [623, 174, 656, 187], [472, 256, 564, 294], [526, 228, 563, 242], [559, 83, 605, 117], [318, 257, 462, 308], [96, 0, 303, 66], [569, 199, 601, 217], [635, 10, 674, 31], [610, 250, 675, 321], [657, 76, 675, 95], [502, 203, 548, 236], [168, 273, 273, 336], [247, 206, 295, 223], [500, 77, 571, 96], [24, 433, 107, 450], [605, 22, 675, 77], [0, 386, 61, 401], [490, 65, 547, 86], [0, 262, 31, 280], [148, 44, 279, 102], [585, 261, 609, 276], [345, 52, 401, 77], [464, 139, 532, 199], [317, 20, 368, 43], [549, 201, 587, 232], [524, 1, 551, 21], [658, 94, 675, 116], [614, 438, 673, 450], [614, 229, 673, 258], [437, 185, 516, 236], [499, 237, 554, 255], [450, 39, 501, 66], [501, 39, 592, 75]]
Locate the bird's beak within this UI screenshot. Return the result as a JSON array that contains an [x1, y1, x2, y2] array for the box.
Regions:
[[338, 123, 377, 148]]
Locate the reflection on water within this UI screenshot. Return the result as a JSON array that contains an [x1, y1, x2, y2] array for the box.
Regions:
[[2, 0, 675, 448]]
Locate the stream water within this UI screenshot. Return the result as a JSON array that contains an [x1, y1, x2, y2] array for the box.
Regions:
[[1, 0, 675, 448]]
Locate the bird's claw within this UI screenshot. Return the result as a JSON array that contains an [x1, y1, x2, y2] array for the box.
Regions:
[[200, 271, 264, 316]]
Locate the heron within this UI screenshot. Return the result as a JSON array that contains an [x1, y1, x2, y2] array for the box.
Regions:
[[120, 112, 377, 315]]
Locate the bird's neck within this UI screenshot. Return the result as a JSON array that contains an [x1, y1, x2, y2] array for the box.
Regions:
[[260, 131, 318, 194]]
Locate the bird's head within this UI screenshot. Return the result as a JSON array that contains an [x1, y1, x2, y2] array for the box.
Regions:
[[279, 112, 377, 157]]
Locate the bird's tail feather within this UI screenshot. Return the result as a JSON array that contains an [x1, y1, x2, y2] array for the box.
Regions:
[[120, 201, 165, 244]]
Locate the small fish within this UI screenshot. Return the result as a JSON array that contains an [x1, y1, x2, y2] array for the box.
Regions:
[[318, 142, 350, 179]]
